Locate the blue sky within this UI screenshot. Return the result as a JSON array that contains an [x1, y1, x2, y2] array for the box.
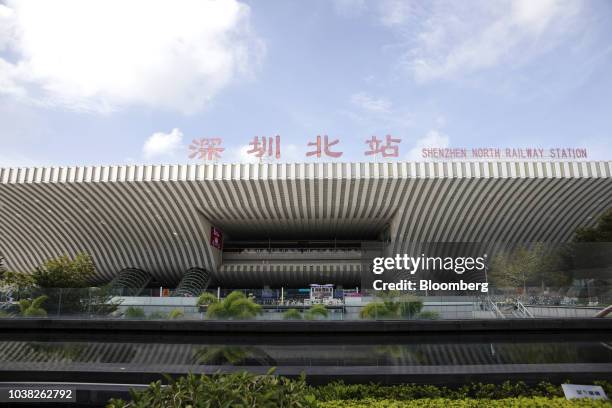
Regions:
[[0, 0, 611, 167]]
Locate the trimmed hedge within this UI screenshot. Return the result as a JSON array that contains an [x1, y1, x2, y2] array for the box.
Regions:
[[319, 398, 611, 407], [107, 371, 612, 408], [312, 380, 609, 400]]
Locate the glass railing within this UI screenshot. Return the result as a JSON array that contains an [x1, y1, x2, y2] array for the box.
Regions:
[[0, 287, 610, 320]]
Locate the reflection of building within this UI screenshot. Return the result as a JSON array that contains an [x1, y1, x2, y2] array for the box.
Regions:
[[1, 162, 611, 292]]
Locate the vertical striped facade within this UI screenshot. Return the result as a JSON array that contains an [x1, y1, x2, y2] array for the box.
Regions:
[[1, 161, 611, 286]]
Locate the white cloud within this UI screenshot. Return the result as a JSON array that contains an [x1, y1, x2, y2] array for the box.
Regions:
[[350, 92, 392, 114], [0, 0, 264, 113], [336, 1, 585, 84], [0, 59, 26, 99], [380, 0, 585, 83], [343, 92, 412, 134], [143, 128, 183, 160], [378, 0, 415, 27], [407, 130, 449, 160], [230, 144, 260, 163]]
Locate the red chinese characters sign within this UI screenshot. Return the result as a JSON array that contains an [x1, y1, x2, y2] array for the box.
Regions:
[[306, 135, 343, 158], [210, 227, 223, 250], [187, 134, 402, 161], [364, 135, 401, 158], [186, 138, 589, 162], [247, 135, 281, 159], [189, 138, 225, 161]]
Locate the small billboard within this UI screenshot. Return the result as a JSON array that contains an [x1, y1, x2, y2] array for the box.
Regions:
[[210, 226, 223, 250]]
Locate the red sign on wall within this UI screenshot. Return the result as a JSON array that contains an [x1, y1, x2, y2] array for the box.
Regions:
[[210, 226, 223, 250]]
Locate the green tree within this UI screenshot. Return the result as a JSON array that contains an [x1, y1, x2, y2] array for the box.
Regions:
[[1, 254, 118, 316], [32, 252, 95, 288], [0, 270, 34, 290], [489, 243, 569, 290], [29, 252, 118, 316], [206, 291, 262, 320], [574, 208, 612, 242], [18, 295, 47, 317], [33, 252, 94, 315], [168, 308, 184, 319], [0, 270, 35, 298]]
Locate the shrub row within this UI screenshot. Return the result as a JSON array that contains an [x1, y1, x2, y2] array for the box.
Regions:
[[312, 380, 612, 400], [107, 370, 316, 408], [107, 371, 612, 408], [319, 397, 611, 407]]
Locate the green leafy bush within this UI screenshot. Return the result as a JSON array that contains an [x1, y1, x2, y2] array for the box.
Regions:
[[283, 308, 302, 320], [359, 301, 396, 319], [575, 207, 612, 242], [18, 295, 47, 317], [107, 370, 316, 408], [32, 252, 95, 288], [26, 253, 119, 316], [206, 291, 262, 320], [147, 309, 183, 319], [124, 306, 145, 319], [0, 270, 35, 295], [1, 254, 119, 316], [360, 295, 423, 319], [418, 310, 440, 319], [305, 304, 329, 320], [107, 373, 612, 408], [312, 380, 612, 401], [0, 310, 12, 318], [168, 308, 184, 319], [397, 297, 424, 318], [318, 397, 611, 407], [196, 292, 218, 306]]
